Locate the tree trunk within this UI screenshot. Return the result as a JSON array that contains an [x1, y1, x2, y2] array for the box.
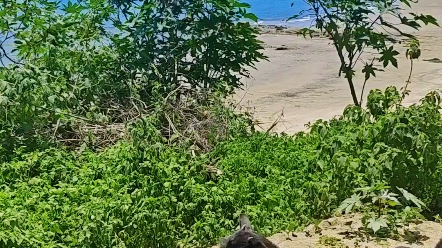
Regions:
[[347, 77, 360, 107]]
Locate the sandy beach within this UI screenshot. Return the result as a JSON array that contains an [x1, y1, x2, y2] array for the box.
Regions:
[[233, 0, 442, 134]]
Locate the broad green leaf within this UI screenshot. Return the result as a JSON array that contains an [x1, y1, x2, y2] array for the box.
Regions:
[[412, 13, 440, 27], [400, 0, 412, 8], [367, 217, 388, 233], [380, 46, 400, 68], [337, 194, 362, 214], [243, 13, 258, 22], [234, 2, 251, 8], [362, 64, 377, 81], [397, 187, 427, 209], [317, 160, 325, 170]]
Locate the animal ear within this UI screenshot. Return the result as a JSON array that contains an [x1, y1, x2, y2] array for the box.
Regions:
[[239, 213, 252, 231]]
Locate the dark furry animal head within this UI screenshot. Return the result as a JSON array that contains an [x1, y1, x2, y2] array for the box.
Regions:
[[219, 214, 279, 248]]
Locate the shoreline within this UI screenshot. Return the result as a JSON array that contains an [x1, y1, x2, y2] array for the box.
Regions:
[[252, 24, 326, 39], [254, 24, 305, 35]]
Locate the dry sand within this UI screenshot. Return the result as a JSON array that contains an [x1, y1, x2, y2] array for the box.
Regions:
[[233, 0, 442, 134], [265, 214, 442, 248], [211, 214, 442, 248]]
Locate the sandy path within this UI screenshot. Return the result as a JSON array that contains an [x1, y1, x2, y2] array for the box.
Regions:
[[233, 0, 442, 134]]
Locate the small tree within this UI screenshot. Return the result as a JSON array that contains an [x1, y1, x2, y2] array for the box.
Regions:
[[109, 0, 267, 99], [291, 0, 438, 106]]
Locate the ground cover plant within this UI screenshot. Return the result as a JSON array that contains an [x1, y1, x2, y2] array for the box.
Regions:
[[2, 87, 442, 247]]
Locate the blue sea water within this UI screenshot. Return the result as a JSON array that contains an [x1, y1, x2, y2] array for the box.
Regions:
[[59, 0, 312, 27], [242, 0, 313, 27]]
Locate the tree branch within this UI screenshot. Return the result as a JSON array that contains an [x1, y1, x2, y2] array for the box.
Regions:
[[0, 46, 24, 65]]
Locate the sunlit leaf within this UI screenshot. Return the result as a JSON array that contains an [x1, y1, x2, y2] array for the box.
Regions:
[[367, 217, 388, 233], [397, 187, 427, 209], [337, 194, 362, 214]]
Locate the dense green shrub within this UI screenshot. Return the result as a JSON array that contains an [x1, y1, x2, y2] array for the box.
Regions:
[[307, 86, 442, 214], [1, 143, 205, 247], [2, 87, 441, 247], [110, 0, 266, 97], [0, 0, 265, 158], [0, 131, 315, 248]]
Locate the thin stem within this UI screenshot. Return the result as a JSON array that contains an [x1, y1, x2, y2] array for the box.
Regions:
[[315, 2, 361, 106], [359, 57, 376, 106], [400, 59, 413, 103], [359, 78, 368, 106], [406, 58, 413, 83], [378, 199, 381, 218]]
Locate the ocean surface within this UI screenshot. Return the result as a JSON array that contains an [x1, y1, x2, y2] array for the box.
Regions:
[[242, 0, 312, 27]]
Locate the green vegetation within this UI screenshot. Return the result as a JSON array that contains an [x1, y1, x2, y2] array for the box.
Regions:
[[0, 0, 265, 159], [2, 86, 442, 247], [1, 0, 441, 247], [338, 183, 427, 237]]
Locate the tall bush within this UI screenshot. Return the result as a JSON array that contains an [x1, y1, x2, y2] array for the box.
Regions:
[[0, 0, 265, 157]]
